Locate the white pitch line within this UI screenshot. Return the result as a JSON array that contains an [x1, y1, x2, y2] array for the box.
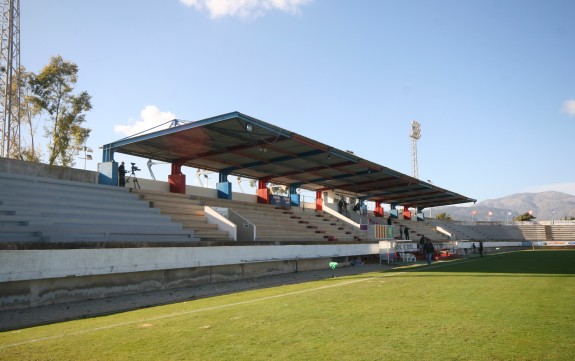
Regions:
[[0, 257, 487, 350]]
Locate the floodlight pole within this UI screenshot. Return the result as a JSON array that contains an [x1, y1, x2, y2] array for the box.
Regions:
[[80, 146, 93, 170], [410, 120, 421, 179], [0, 0, 21, 158]]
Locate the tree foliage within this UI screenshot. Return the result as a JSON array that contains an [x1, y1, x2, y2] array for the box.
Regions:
[[17, 68, 43, 162], [28, 55, 91, 166], [436, 212, 452, 221], [514, 212, 536, 222]]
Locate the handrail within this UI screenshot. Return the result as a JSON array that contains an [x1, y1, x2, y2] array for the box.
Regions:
[[228, 208, 256, 242], [435, 226, 453, 239], [204, 206, 237, 241]]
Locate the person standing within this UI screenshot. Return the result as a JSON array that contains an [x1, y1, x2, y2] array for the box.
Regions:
[[419, 235, 426, 252], [404, 226, 410, 240], [423, 239, 435, 265], [329, 262, 338, 278], [342, 199, 349, 217], [118, 161, 126, 187], [387, 215, 392, 225], [479, 241, 484, 257], [399, 225, 404, 239]]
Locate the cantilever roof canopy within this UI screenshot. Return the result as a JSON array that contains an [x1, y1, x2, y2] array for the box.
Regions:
[[103, 112, 475, 209]]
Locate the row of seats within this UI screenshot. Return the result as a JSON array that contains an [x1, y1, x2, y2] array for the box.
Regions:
[[389, 219, 446, 241], [0, 172, 197, 244], [132, 189, 234, 242], [548, 225, 575, 241], [195, 195, 366, 242], [132, 188, 368, 243], [427, 219, 574, 241], [3, 171, 569, 246], [0, 172, 370, 245]]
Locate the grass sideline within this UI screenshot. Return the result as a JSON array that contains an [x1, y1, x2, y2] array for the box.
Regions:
[[1, 250, 574, 361]]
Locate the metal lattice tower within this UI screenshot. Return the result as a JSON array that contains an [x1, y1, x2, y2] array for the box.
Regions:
[[410, 120, 421, 178], [0, 0, 20, 158]]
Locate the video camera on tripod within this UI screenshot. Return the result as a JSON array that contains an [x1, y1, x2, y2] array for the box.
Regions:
[[125, 163, 141, 189], [130, 162, 141, 173]]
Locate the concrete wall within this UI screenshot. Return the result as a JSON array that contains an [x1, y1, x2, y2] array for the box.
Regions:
[[0, 244, 380, 283], [0, 244, 379, 310], [0, 158, 258, 203], [134, 177, 258, 203], [0, 158, 98, 183], [0, 259, 327, 310]]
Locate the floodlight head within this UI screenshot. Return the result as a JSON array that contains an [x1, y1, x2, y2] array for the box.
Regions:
[[410, 120, 421, 139], [246, 123, 253, 132]]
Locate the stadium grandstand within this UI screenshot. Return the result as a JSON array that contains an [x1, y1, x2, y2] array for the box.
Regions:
[[1, 111, 574, 311]]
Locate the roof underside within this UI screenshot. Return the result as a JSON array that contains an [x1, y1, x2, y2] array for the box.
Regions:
[[104, 112, 475, 208]]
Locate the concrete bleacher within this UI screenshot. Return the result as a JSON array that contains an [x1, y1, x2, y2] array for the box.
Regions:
[[2, 168, 570, 246], [427, 219, 553, 242], [131, 189, 234, 242], [447, 224, 525, 241], [548, 225, 575, 241], [0, 172, 197, 244], [391, 219, 448, 241], [517, 224, 546, 241], [196, 195, 367, 242]]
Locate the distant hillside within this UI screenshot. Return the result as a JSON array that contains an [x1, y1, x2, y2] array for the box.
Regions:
[[431, 191, 575, 222]]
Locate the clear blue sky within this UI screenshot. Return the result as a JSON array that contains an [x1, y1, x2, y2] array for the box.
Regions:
[[22, 0, 575, 203]]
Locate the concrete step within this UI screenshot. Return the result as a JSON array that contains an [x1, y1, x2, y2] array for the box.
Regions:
[[0, 225, 43, 236], [167, 214, 208, 223], [136, 193, 204, 206], [194, 230, 232, 239], [255, 235, 327, 242], [0, 235, 44, 242], [148, 201, 204, 215], [0, 172, 128, 193], [0, 194, 154, 214], [2, 215, 183, 229], [36, 223, 188, 234], [0, 215, 29, 226], [0, 183, 142, 206], [179, 221, 218, 230], [42, 233, 199, 242], [0, 205, 168, 223]]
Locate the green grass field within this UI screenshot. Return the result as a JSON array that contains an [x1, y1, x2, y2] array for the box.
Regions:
[[1, 250, 574, 361]]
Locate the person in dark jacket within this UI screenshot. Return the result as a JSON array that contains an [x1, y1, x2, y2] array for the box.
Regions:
[[479, 241, 484, 257], [419, 235, 426, 252], [423, 239, 435, 265], [118, 161, 126, 187], [404, 226, 409, 240]]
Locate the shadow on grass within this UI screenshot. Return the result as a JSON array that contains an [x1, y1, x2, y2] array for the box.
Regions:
[[414, 250, 575, 275]]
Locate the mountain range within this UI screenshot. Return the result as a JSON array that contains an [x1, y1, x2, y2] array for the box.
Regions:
[[431, 191, 575, 222]]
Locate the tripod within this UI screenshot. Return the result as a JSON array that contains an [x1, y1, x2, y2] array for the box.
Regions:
[[125, 170, 140, 189]]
